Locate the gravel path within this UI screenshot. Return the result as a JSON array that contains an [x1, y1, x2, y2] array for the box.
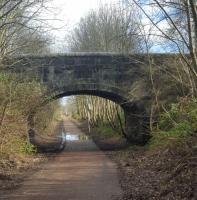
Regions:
[[0, 119, 122, 200]]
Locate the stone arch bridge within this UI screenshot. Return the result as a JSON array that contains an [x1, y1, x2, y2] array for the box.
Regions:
[[3, 53, 174, 144]]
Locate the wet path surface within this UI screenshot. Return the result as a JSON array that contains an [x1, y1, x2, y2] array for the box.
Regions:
[[0, 119, 122, 200]]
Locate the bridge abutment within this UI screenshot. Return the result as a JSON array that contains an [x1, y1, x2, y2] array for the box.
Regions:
[[123, 103, 150, 144]]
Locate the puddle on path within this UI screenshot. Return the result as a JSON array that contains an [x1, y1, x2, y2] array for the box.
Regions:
[[60, 133, 90, 142]]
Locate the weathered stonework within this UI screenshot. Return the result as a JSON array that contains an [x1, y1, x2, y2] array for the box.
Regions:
[[3, 53, 180, 144]]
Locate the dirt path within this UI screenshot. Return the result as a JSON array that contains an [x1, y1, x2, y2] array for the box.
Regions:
[[0, 119, 122, 200]]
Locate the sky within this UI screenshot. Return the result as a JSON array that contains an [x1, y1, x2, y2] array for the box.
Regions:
[[43, 0, 119, 52]]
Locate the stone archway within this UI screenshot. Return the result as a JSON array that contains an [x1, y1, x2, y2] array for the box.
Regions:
[[27, 84, 150, 144]]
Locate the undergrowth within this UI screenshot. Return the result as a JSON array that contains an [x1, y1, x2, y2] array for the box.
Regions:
[[148, 97, 197, 150], [0, 72, 60, 158], [93, 123, 121, 139]]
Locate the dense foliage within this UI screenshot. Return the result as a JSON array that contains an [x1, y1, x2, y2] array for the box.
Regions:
[[149, 97, 197, 149]]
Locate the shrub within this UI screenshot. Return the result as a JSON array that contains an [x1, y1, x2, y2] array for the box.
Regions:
[[17, 139, 37, 155], [0, 72, 59, 157], [159, 97, 197, 134], [149, 97, 197, 149], [94, 123, 121, 139]]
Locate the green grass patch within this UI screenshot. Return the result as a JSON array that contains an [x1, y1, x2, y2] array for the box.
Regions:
[[147, 97, 197, 150], [14, 138, 37, 155], [93, 123, 120, 139]]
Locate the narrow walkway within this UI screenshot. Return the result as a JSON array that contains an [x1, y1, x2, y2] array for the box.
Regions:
[[0, 119, 122, 200]]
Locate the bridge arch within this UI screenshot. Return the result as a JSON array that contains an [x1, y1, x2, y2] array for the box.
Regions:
[[48, 83, 129, 104], [28, 83, 150, 145]]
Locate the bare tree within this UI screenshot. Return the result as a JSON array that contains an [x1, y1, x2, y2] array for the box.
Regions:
[[0, 0, 51, 60], [124, 0, 197, 79], [67, 3, 143, 53], [14, 28, 51, 55]]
